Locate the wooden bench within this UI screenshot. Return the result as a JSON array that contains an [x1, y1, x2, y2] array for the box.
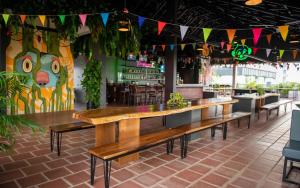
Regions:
[[50, 122, 94, 156], [259, 99, 293, 120], [88, 111, 251, 188]]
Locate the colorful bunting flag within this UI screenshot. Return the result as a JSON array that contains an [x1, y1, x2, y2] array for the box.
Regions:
[[39, 15, 46, 26], [180, 25, 188, 40], [170, 44, 174, 51], [253, 47, 258, 55], [158, 21, 166, 35], [79, 14, 87, 26], [20, 15, 26, 24], [241, 39, 246, 46], [138, 16, 145, 29], [279, 49, 285, 58], [266, 34, 272, 44], [226, 44, 232, 52], [192, 43, 196, 50], [100, 13, 109, 27], [266, 49, 271, 57], [59, 15, 65, 24], [221, 41, 225, 49], [252, 28, 263, 46], [292, 50, 298, 60], [278, 25, 289, 41], [226, 29, 236, 44], [161, 44, 166, 51], [152, 45, 156, 51], [2, 14, 10, 25], [180, 44, 186, 51], [203, 28, 212, 43]]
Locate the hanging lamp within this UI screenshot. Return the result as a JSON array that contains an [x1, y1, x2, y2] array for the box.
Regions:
[[245, 0, 262, 6]]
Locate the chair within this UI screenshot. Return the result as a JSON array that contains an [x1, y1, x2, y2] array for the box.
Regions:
[[282, 110, 300, 185]]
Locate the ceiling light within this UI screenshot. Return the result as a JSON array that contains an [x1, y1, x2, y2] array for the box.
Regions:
[[289, 40, 300, 44], [196, 47, 203, 51], [118, 20, 130, 32], [245, 0, 262, 6]]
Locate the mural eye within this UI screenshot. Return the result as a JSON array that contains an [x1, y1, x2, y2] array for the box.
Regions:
[[22, 58, 33, 73], [51, 60, 60, 74]]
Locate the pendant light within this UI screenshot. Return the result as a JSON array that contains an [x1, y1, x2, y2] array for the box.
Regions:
[[118, 0, 130, 32], [245, 0, 262, 6]]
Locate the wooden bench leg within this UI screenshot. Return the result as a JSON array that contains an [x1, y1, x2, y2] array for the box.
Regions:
[[56, 133, 62, 156], [248, 115, 251, 129], [50, 130, 54, 152], [180, 136, 188, 159], [90, 155, 97, 185], [237, 119, 240, 128], [184, 135, 189, 158], [222, 123, 228, 140], [283, 157, 288, 182], [211, 127, 215, 137], [103, 160, 112, 188], [277, 107, 280, 116], [258, 109, 260, 120], [285, 104, 287, 112], [170, 139, 174, 153], [266, 110, 269, 120]]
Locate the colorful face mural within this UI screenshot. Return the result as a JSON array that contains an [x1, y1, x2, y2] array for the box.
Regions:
[[6, 28, 74, 114]]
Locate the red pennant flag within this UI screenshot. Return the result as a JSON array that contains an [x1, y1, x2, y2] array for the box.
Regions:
[[253, 47, 258, 55], [292, 50, 298, 60], [161, 44, 166, 51], [226, 29, 236, 44], [226, 44, 232, 52], [158, 21, 166, 35], [266, 34, 272, 44], [20, 15, 26, 24], [252, 28, 263, 46]]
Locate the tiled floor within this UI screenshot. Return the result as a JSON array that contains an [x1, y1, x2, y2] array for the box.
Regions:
[[1, 106, 300, 188]]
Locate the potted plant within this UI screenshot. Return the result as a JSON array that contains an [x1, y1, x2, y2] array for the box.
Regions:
[[81, 58, 102, 109], [167, 92, 188, 108], [0, 72, 43, 152], [256, 85, 265, 96]]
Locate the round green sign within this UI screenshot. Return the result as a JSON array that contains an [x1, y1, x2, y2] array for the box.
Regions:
[[231, 44, 252, 61]]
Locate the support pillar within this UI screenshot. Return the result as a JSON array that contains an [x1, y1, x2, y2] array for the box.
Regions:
[[232, 62, 237, 96]]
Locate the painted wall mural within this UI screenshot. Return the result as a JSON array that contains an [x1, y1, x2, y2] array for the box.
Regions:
[[6, 28, 74, 114]]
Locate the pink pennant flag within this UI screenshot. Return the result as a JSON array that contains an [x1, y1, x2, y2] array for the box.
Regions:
[[180, 25, 189, 40], [221, 41, 225, 49], [79, 14, 87, 26], [161, 44, 166, 51], [226, 44, 232, 52], [252, 28, 263, 46], [158, 21, 166, 35], [266, 49, 271, 57], [253, 47, 258, 55]]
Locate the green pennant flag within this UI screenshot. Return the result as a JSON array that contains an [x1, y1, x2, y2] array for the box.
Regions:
[[59, 15, 66, 24], [203, 28, 212, 43], [2, 14, 10, 25], [279, 49, 285, 58]]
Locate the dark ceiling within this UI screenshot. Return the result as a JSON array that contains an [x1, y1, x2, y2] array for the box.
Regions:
[[1, 0, 300, 62]]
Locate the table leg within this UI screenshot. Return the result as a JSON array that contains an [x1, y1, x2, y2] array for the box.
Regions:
[[95, 123, 116, 146], [223, 104, 232, 115], [201, 108, 210, 120]]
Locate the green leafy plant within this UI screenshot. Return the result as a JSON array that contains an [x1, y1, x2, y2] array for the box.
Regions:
[[81, 58, 102, 108], [167, 93, 188, 108], [0, 72, 43, 152], [256, 84, 265, 96], [245, 81, 257, 90]]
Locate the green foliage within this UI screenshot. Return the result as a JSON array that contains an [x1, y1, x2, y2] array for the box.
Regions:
[[0, 72, 44, 152], [167, 93, 188, 108], [256, 84, 265, 96], [245, 81, 257, 90], [81, 59, 102, 107]]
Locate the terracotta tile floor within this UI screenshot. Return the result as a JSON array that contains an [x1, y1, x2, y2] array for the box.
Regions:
[[1, 107, 300, 188]]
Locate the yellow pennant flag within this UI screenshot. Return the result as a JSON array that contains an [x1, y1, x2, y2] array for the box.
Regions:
[[180, 44, 186, 51], [39, 15, 46, 26], [278, 25, 289, 41], [279, 49, 285, 58], [241, 39, 246, 46]]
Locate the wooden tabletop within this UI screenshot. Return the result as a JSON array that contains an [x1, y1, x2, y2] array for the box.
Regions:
[[73, 98, 238, 125]]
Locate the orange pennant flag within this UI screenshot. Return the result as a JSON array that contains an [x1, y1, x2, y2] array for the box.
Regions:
[[266, 34, 272, 44], [292, 50, 298, 60], [161, 44, 166, 51], [20, 15, 26, 24], [241, 39, 246, 46], [39, 15, 46, 26], [226, 29, 236, 44], [226, 44, 232, 52], [278, 25, 289, 41]]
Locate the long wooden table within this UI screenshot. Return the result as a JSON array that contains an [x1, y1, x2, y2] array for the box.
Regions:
[[73, 98, 238, 164]]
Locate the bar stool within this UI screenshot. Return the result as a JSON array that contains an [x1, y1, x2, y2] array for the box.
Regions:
[[129, 85, 143, 106], [155, 85, 164, 103], [146, 85, 157, 104]]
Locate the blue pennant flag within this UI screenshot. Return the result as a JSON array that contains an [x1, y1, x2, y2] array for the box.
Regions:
[[100, 13, 109, 27], [138, 16, 145, 30], [170, 44, 174, 51]]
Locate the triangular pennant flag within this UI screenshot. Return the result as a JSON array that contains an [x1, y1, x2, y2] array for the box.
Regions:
[[20, 15, 26, 24], [226, 44, 232, 52], [241, 39, 246, 46], [221, 41, 225, 49], [79, 14, 87, 26], [266, 34, 272, 44], [158, 21, 166, 35], [58, 15, 65, 24], [170, 44, 174, 51], [252, 28, 263, 46], [266, 49, 271, 57], [226, 29, 236, 44], [100, 13, 109, 27], [278, 25, 289, 41], [253, 47, 258, 55], [138, 16, 145, 30], [2, 14, 10, 25], [279, 49, 285, 58], [180, 44, 186, 51], [180, 25, 188, 40], [192, 43, 196, 50], [292, 50, 298, 60], [152, 45, 156, 51], [39, 15, 46, 26], [203, 28, 212, 43], [161, 44, 166, 51]]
